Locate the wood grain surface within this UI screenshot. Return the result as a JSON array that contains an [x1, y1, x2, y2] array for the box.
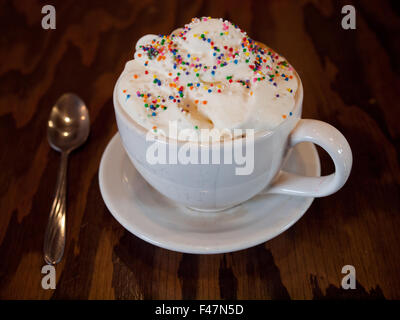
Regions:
[[1, 0, 400, 300]]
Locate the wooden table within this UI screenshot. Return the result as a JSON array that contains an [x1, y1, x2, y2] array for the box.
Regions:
[[1, 0, 399, 300]]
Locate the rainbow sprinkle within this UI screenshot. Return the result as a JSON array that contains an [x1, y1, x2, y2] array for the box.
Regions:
[[122, 17, 295, 118]]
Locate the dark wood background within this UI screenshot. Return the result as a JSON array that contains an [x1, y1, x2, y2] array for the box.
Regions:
[[1, 0, 399, 300]]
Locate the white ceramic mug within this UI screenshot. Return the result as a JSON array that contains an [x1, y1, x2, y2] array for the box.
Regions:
[[114, 76, 352, 211]]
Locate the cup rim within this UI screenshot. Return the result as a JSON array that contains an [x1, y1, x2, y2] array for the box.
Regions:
[[113, 69, 303, 146]]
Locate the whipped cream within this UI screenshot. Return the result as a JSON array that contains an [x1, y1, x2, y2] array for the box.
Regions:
[[117, 17, 298, 140]]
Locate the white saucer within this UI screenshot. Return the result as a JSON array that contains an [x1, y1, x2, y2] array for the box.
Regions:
[[99, 133, 321, 254]]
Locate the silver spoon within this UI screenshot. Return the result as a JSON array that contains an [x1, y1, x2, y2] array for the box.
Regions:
[[44, 93, 90, 265]]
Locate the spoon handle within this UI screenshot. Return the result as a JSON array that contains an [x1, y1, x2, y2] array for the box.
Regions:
[[44, 151, 68, 265]]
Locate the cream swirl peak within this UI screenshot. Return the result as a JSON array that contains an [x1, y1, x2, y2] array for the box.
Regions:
[[117, 17, 298, 140]]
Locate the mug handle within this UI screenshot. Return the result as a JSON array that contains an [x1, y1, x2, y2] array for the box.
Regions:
[[265, 119, 352, 197]]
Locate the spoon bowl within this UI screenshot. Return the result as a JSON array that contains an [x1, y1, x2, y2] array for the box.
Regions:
[[48, 93, 90, 153]]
